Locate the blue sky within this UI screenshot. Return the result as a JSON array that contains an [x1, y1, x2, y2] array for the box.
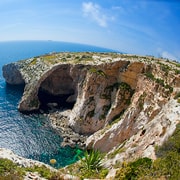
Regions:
[[0, 0, 180, 61]]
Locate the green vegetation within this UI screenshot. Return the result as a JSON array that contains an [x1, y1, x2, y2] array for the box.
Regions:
[[105, 82, 134, 98], [2, 121, 180, 180], [66, 54, 71, 58], [0, 159, 59, 179], [115, 123, 180, 180], [0, 158, 25, 179], [174, 91, 180, 100], [41, 54, 58, 64], [166, 59, 180, 67], [115, 158, 152, 180], [81, 54, 92, 60], [144, 72, 173, 93], [79, 150, 102, 171], [174, 69, 180, 75], [138, 92, 147, 110], [29, 58, 37, 66], [144, 72, 155, 80], [25, 165, 56, 179], [78, 149, 108, 179], [158, 62, 171, 75], [89, 68, 107, 78], [156, 123, 180, 158]]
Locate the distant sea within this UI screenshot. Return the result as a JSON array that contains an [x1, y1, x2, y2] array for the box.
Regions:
[[0, 40, 116, 168]]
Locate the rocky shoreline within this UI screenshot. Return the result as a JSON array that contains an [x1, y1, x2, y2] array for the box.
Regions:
[[48, 109, 87, 149], [2, 52, 180, 174]]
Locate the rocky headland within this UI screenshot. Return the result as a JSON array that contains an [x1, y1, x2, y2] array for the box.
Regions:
[[2, 52, 180, 179]]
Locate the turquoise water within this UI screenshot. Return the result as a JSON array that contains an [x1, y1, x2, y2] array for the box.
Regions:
[[0, 41, 115, 168]]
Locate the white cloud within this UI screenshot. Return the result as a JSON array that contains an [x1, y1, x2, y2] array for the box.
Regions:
[[82, 2, 108, 27], [161, 51, 177, 61]]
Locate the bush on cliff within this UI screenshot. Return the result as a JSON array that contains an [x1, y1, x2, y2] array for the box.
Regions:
[[115, 123, 180, 180], [0, 158, 25, 179]]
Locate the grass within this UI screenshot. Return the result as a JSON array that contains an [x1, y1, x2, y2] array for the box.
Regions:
[[0, 158, 25, 180], [24, 165, 56, 179], [0, 159, 58, 180]]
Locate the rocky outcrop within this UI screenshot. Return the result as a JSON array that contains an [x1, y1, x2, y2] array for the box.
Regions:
[[2, 52, 180, 167], [2, 63, 25, 85], [0, 148, 55, 169]]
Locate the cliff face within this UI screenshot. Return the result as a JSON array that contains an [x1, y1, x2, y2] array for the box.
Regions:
[[2, 63, 25, 85], [3, 52, 180, 164]]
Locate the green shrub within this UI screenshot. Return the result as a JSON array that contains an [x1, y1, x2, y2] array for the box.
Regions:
[[115, 124, 180, 179], [174, 91, 180, 99], [115, 158, 152, 180], [156, 123, 180, 157], [0, 158, 25, 179], [89, 68, 107, 78], [0, 158, 59, 180], [79, 149, 108, 179], [66, 54, 71, 58], [79, 150, 102, 171], [144, 72, 155, 80], [155, 78, 165, 86]]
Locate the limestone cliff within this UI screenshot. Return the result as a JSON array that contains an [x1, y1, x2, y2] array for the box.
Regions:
[[2, 52, 180, 167]]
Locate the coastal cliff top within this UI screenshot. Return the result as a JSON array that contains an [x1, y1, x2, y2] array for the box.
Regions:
[[2, 52, 180, 112], [7, 52, 180, 84], [14, 52, 180, 66]]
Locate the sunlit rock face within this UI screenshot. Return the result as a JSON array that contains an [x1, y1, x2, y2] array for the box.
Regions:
[[3, 52, 180, 163], [2, 63, 25, 85]]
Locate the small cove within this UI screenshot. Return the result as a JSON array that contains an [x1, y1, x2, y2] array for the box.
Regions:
[[0, 41, 115, 168]]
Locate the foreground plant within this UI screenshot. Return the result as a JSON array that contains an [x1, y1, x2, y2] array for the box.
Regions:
[[80, 149, 102, 171], [115, 123, 180, 180], [78, 149, 108, 179]]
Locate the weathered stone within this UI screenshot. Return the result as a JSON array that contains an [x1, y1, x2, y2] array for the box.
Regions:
[[2, 63, 25, 85], [2, 52, 180, 170]]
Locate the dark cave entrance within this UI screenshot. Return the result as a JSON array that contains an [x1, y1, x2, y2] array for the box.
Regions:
[[38, 89, 75, 111], [37, 67, 76, 112]]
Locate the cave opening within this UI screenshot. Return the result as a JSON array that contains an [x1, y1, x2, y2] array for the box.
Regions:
[[37, 67, 76, 112], [38, 88, 75, 111]]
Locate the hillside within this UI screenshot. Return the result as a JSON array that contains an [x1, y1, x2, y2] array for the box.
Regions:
[[2, 52, 180, 179]]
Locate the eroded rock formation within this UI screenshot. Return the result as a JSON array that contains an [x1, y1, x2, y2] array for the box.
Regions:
[[3, 52, 180, 166]]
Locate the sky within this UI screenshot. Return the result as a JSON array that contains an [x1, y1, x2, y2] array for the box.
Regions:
[[0, 0, 180, 61]]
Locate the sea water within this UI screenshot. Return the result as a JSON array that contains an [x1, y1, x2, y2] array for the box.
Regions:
[[0, 41, 115, 168]]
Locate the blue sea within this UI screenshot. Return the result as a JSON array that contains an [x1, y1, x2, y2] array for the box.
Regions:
[[0, 40, 115, 168]]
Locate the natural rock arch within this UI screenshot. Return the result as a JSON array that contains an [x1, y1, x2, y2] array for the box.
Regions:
[[37, 64, 76, 111]]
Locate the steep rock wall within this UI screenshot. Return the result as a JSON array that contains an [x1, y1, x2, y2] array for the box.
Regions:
[[2, 63, 25, 85], [2, 53, 180, 163]]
